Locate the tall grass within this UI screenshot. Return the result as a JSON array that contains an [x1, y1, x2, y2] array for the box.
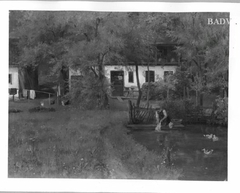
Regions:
[[9, 102, 182, 179]]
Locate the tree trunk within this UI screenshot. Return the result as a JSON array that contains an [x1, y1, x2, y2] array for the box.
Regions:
[[200, 92, 203, 106], [98, 57, 108, 109], [61, 66, 69, 95], [146, 63, 150, 107], [25, 66, 39, 90], [195, 90, 198, 106], [224, 87, 228, 98], [183, 86, 187, 100], [167, 88, 170, 100], [135, 64, 142, 107], [187, 87, 190, 99]]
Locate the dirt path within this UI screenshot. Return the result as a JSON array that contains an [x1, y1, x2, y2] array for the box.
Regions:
[[98, 126, 133, 179], [104, 138, 134, 179]]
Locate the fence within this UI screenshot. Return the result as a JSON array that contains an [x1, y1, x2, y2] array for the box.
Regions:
[[34, 90, 56, 105], [128, 100, 156, 124], [18, 89, 56, 105]]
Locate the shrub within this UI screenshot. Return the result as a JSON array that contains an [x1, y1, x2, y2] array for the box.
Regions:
[[29, 106, 56, 113], [212, 96, 228, 125], [158, 99, 201, 122], [141, 81, 174, 100], [9, 109, 23, 113], [68, 74, 111, 109]]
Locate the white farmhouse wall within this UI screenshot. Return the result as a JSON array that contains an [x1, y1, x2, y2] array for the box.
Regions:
[[9, 66, 19, 98], [9, 66, 19, 89], [69, 68, 81, 77], [105, 65, 177, 88], [69, 68, 81, 90]]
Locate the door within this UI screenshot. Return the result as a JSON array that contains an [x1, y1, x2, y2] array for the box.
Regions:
[[111, 71, 124, 96]]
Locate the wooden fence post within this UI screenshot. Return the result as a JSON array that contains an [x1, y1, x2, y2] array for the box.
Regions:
[[128, 100, 132, 124]]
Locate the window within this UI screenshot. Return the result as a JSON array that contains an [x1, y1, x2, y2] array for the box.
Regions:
[[128, 71, 134, 83], [145, 71, 155, 82], [9, 74, 12, 84], [164, 71, 173, 82]]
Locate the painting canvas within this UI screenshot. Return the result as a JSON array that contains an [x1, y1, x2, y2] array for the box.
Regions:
[[1, 1, 240, 193]]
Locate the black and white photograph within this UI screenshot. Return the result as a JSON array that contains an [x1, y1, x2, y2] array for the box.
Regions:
[[1, 1, 240, 193]]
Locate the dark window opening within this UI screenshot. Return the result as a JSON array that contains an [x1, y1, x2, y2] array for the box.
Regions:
[[128, 71, 134, 83], [145, 71, 155, 82], [9, 74, 12, 84]]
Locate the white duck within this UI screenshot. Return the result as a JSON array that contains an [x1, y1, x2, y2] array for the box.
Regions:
[[212, 135, 219, 142], [203, 134, 213, 139], [202, 148, 214, 155]]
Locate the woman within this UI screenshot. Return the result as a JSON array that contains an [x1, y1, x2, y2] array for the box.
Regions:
[[155, 106, 173, 131]]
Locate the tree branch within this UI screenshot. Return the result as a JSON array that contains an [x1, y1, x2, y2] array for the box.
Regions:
[[84, 33, 90, 42], [90, 66, 98, 78], [95, 18, 101, 38], [192, 58, 202, 72]]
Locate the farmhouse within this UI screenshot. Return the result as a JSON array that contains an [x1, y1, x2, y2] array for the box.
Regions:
[[9, 65, 28, 99], [9, 65, 20, 97], [69, 41, 180, 97], [9, 36, 26, 99]]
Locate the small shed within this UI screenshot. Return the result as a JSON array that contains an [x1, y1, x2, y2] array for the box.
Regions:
[[9, 65, 20, 97], [9, 65, 25, 99]]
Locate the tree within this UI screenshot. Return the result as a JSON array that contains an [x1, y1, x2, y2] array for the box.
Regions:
[[64, 12, 129, 108], [167, 13, 229, 105], [170, 68, 192, 99], [9, 11, 75, 91], [122, 12, 170, 107]]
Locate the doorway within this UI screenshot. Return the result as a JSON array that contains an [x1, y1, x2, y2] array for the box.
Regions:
[[110, 71, 124, 96]]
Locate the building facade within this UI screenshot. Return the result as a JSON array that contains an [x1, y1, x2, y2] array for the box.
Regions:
[[9, 65, 20, 98], [105, 64, 177, 96], [68, 43, 179, 96], [9, 66, 19, 90]]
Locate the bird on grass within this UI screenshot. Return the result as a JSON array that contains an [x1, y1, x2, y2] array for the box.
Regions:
[[203, 134, 220, 142], [203, 134, 213, 139], [202, 148, 214, 155], [212, 135, 219, 142]]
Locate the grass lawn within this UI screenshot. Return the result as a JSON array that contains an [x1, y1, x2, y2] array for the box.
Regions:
[[8, 100, 181, 179]]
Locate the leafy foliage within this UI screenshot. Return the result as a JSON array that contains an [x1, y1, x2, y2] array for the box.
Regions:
[[9, 12, 229, 108], [141, 78, 175, 101], [68, 73, 111, 109], [161, 99, 198, 120], [166, 13, 229, 103], [211, 96, 228, 125]]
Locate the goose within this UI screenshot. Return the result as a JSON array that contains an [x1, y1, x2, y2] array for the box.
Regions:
[[202, 148, 214, 155], [40, 101, 44, 107], [203, 134, 213, 139], [212, 135, 219, 142]]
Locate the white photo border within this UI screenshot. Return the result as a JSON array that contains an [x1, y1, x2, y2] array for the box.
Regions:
[[1, 1, 240, 193]]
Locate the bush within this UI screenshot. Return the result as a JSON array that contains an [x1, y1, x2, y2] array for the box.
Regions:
[[157, 99, 201, 122], [9, 109, 23, 113], [68, 74, 111, 109], [211, 96, 228, 125], [29, 106, 56, 113], [141, 81, 174, 100]]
